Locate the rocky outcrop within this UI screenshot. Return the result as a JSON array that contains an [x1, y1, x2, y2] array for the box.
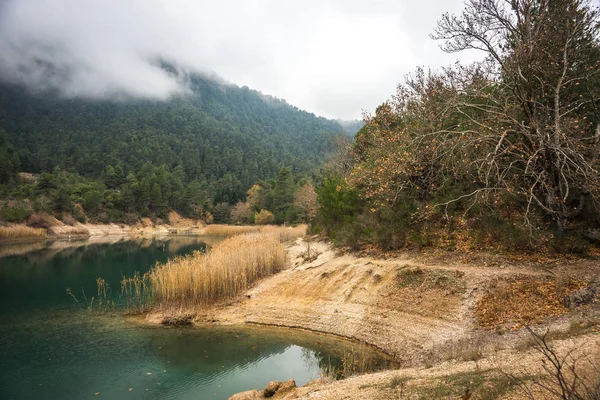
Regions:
[[229, 389, 263, 400], [263, 380, 282, 397], [277, 379, 297, 395], [229, 379, 297, 400], [564, 281, 600, 308]]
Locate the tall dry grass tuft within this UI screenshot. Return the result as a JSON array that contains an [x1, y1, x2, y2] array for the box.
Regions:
[[0, 225, 47, 241], [201, 224, 306, 243], [260, 225, 307, 243], [201, 224, 262, 236], [121, 233, 288, 311]]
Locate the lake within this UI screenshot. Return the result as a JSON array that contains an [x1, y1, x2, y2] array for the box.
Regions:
[[0, 236, 392, 400]]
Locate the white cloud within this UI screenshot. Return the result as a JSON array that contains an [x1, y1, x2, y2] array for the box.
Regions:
[[0, 0, 480, 119]]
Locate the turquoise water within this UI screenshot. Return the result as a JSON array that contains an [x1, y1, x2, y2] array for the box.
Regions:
[[0, 237, 391, 400]]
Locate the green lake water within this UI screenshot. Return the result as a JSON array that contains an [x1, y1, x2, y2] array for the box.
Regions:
[[0, 236, 392, 400]]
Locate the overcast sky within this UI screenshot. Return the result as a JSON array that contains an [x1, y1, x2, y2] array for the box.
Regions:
[[0, 0, 481, 120]]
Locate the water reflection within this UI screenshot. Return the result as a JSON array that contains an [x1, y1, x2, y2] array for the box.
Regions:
[[0, 236, 212, 313], [0, 237, 393, 400]]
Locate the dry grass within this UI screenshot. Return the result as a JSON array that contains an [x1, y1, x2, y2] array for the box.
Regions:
[[61, 214, 77, 226], [396, 265, 467, 294], [201, 224, 306, 242], [260, 225, 307, 242], [0, 225, 47, 241], [49, 225, 90, 236], [121, 233, 288, 310], [201, 224, 262, 236]]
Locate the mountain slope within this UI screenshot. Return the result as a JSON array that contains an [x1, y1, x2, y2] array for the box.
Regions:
[[0, 74, 343, 204]]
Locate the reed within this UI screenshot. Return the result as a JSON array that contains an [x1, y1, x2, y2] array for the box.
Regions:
[[201, 224, 262, 236], [120, 271, 153, 313], [121, 233, 288, 310], [201, 224, 306, 243], [260, 224, 307, 242], [320, 346, 389, 381], [89, 277, 116, 312], [0, 225, 47, 241]]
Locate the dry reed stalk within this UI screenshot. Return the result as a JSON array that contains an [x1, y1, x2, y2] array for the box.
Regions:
[[201, 224, 306, 243], [0, 225, 47, 240], [201, 224, 262, 236], [122, 233, 289, 310]]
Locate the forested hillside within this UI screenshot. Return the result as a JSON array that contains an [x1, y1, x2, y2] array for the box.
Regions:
[[0, 72, 343, 223]]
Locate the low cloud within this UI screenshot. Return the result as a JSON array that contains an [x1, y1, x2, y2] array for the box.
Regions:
[[0, 0, 478, 119]]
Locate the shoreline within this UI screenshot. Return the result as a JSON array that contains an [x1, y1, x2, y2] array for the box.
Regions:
[[142, 238, 599, 399], [0, 210, 206, 244], [3, 228, 598, 398], [0, 225, 221, 259]]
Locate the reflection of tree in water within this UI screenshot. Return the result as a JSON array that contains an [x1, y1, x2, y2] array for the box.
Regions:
[[0, 237, 209, 312], [301, 347, 320, 372], [0, 236, 208, 265], [146, 325, 396, 383], [148, 326, 291, 380]]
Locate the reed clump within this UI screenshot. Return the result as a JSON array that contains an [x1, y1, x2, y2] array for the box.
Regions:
[[121, 233, 288, 310], [201, 224, 306, 243], [0, 224, 47, 241], [260, 224, 307, 242], [201, 224, 262, 236]]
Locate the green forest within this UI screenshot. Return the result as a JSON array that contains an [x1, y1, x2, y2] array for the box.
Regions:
[[0, 72, 344, 224], [314, 0, 600, 253]]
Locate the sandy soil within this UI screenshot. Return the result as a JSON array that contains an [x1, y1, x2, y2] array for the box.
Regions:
[[144, 238, 600, 399], [266, 332, 599, 399]]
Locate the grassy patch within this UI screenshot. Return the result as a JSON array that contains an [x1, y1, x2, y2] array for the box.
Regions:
[[388, 374, 410, 389], [414, 370, 519, 400]]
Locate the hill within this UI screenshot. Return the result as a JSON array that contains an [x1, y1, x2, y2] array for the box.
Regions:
[[0, 72, 343, 223]]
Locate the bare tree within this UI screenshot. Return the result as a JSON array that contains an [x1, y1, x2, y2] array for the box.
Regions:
[[294, 182, 318, 222], [430, 0, 600, 229], [324, 134, 354, 176]]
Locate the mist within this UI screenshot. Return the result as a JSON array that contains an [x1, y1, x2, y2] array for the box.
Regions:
[[0, 0, 476, 119]]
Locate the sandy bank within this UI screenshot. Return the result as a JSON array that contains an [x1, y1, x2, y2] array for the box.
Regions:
[[144, 238, 599, 399], [0, 210, 206, 243]]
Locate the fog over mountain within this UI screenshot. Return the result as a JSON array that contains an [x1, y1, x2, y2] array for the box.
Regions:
[[0, 0, 480, 119]]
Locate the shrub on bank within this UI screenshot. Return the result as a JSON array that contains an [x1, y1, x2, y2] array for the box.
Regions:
[[255, 209, 275, 225], [0, 200, 33, 222]]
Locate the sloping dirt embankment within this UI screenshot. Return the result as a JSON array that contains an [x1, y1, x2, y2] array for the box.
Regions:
[[149, 238, 600, 399]]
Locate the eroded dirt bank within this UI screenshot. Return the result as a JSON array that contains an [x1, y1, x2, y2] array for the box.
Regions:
[[147, 238, 600, 399]]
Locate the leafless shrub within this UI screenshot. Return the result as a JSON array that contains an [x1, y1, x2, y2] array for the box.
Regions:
[[506, 327, 600, 399], [61, 214, 77, 226], [27, 212, 58, 229]]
